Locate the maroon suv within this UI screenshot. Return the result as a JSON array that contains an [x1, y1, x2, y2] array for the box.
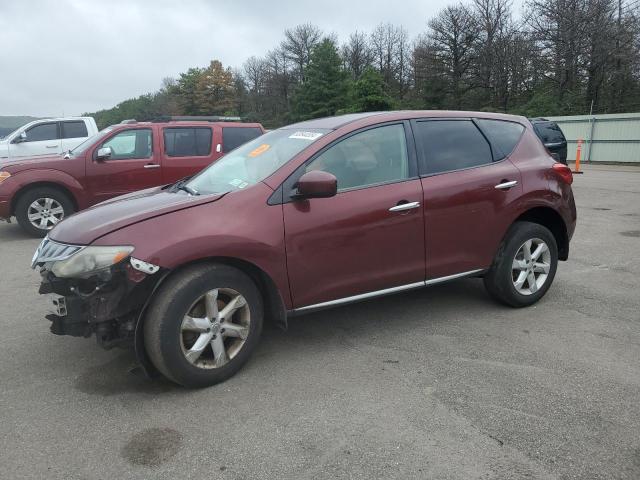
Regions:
[[0, 117, 264, 236], [31, 111, 576, 388]]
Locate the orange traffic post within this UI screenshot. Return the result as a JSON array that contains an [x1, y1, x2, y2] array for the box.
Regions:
[[573, 138, 584, 174]]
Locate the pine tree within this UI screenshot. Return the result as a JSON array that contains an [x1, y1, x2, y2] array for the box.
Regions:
[[293, 39, 350, 120], [350, 67, 393, 112]]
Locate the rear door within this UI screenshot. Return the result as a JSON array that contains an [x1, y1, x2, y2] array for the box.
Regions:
[[84, 127, 161, 204], [414, 118, 524, 280], [160, 126, 221, 183], [9, 121, 61, 157], [282, 122, 425, 309], [60, 120, 89, 152]]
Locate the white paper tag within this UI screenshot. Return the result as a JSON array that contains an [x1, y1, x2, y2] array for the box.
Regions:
[[289, 131, 323, 141]]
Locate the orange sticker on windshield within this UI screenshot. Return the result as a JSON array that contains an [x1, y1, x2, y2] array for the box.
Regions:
[[249, 144, 270, 157]]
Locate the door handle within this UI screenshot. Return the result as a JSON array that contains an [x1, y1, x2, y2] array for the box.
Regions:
[[494, 180, 518, 190], [389, 201, 420, 212], [144, 164, 161, 169], [46, 145, 58, 148]]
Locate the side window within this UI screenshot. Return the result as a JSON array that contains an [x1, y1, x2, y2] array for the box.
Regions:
[[164, 128, 212, 157], [414, 120, 493, 175], [305, 124, 409, 191], [61, 121, 88, 139], [476, 119, 525, 160], [222, 127, 263, 153], [101, 129, 152, 160], [24, 123, 59, 142]]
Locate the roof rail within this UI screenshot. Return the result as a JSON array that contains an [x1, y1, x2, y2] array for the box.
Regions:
[[151, 115, 243, 123], [120, 119, 138, 124]]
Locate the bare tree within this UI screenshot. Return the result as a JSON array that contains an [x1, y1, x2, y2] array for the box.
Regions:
[[281, 23, 323, 83], [341, 31, 373, 79]]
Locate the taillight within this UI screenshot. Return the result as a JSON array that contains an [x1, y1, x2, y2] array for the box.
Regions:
[[552, 163, 573, 185]]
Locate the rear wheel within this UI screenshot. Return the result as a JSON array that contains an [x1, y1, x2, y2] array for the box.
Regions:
[[144, 264, 263, 388], [15, 187, 75, 237], [483, 221, 558, 307]]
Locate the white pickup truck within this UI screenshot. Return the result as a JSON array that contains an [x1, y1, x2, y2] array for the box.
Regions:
[[0, 117, 98, 162]]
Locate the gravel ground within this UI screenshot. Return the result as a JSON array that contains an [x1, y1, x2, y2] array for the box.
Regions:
[[0, 164, 639, 479]]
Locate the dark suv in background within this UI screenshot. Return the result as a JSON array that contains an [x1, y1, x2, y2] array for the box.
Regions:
[[530, 118, 568, 164], [0, 117, 264, 236]]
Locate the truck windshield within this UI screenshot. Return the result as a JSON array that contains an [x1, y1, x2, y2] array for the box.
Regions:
[[185, 128, 330, 195], [69, 127, 114, 156]]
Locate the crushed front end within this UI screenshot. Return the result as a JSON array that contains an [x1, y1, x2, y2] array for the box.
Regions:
[[32, 237, 162, 349]]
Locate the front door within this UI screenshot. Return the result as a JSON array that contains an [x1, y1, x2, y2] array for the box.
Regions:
[[9, 121, 61, 157], [412, 118, 523, 280], [283, 123, 425, 309], [84, 127, 162, 204]]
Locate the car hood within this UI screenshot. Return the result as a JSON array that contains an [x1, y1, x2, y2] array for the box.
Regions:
[[0, 154, 67, 171], [49, 188, 225, 245]]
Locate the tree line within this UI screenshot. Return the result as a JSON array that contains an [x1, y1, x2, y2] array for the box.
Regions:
[[88, 0, 640, 129]]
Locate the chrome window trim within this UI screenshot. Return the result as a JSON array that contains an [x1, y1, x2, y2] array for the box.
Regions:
[[293, 269, 484, 313]]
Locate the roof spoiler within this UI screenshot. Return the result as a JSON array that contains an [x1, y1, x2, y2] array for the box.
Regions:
[[151, 115, 244, 123]]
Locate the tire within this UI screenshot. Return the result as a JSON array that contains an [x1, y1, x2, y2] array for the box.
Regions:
[[144, 263, 263, 388], [15, 186, 75, 237], [483, 221, 558, 308]]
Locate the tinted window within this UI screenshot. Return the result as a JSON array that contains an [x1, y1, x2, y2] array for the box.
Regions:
[[533, 122, 565, 144], [476, 119, 525, 160], [223, 127, 263, 153], [306, 124, 409, 191], [164, 128, 212, 157], [414, 120, 493, 175], [25, 123, 58, 142], [61, 121, 88, 139], [101, 129, 152, 160]]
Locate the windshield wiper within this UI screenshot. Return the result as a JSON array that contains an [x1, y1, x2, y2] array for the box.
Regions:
[[178, 184, 199, 196], [171, 177, 198, 195]]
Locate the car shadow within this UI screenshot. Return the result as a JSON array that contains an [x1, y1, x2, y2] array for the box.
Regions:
[[0, 221, 37, 242]]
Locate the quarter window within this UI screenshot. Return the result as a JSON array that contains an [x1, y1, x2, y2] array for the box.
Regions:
[[164, 128, 212, 157], [24, 123, 59, 142], [222, 127, 263, 153], [414, 120, 493, 175], [476, 119, 524, 160], [101, 129, 152, 160], [305, 124, 409, 191], [61, 121, 88, 139]]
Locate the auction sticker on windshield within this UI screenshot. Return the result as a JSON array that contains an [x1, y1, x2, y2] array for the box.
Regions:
[[248, 144, 270, 157], [289, 131, 323, 140]]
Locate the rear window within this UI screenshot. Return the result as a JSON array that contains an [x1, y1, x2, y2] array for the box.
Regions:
[[61, 121, 88, 139], [164, 127, 212, 157], [533, 122, 565, 144], [222, 127, 263, 153], [414, 120, 493, 175], [476, 119, 525, 160]]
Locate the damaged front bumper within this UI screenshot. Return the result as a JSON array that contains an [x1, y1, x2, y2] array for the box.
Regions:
[[38, 260, 162, 349]]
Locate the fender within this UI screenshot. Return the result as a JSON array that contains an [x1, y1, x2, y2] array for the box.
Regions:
[[8, 168, 90, 210]]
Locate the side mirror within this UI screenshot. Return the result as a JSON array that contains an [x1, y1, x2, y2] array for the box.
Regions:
[[96, 146, 112, 160], [295, 171, 337, 199], [13, 131, 27, 144]]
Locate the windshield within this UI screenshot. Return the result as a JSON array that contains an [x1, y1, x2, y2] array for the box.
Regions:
[[186, 128, 330, 195], [69, 127, 114, 155]]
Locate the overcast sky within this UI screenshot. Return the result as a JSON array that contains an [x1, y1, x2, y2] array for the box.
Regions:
[[0, 0, 471, 117]]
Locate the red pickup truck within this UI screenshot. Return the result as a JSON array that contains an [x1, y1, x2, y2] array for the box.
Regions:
[[0, 118, 264, 236]]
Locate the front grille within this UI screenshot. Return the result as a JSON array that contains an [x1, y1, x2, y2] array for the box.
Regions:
[[31, 237, 83, 269]]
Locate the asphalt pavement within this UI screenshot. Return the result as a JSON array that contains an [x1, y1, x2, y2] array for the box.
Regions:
[[1, 164, 639, 479]]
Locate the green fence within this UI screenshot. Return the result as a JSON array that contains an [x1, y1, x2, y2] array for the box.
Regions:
[[546, 113, 640, 164]]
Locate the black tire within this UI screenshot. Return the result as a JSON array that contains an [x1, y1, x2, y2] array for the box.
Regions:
[[483, 221, 558, 308], [15, 186, 75, 237], [144, 263, 263, 388]]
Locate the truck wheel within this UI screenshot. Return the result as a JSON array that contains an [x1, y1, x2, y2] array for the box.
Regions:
[[15, 187, 75, 237], [144, 264, 264, 388], [483, 221, 558, 308]]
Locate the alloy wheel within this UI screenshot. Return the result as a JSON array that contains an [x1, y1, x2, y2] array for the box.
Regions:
[[511, 238, 551, 295], [180, 288, 250, 369], [27, 197, 65, 230]]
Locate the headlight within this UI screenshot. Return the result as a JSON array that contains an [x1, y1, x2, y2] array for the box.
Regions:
[[51, 245, 134, 278], [0, 171, 11, 183]]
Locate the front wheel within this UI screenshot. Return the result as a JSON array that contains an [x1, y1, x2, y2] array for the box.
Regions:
[[15, 187, 75, 237], [144, 264, 263, 388], [483, 221, 558, 308]]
